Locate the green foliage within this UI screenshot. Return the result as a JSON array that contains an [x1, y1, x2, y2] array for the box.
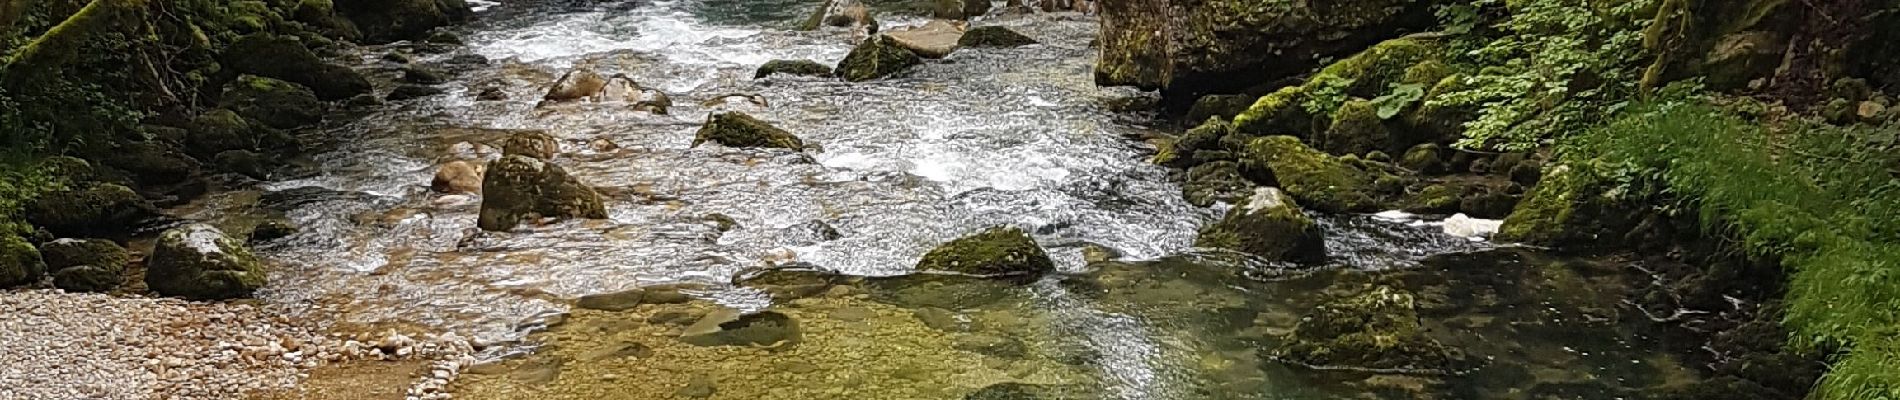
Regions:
[[1370, 83, 1426, 119], [1574, 100, 1900, 399], [1430, 0, 1657, 151]]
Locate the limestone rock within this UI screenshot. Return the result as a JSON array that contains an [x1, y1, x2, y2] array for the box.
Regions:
[[914, 226, 1054, 278], [1195, 188, 1325, 262], [431, 160, 485, 194], [886, 20, 966, 59], [836, 35, 924, 82], [692, 112, 807, 150], [477, 155, 608, 232], [146, 224, 268, 299]]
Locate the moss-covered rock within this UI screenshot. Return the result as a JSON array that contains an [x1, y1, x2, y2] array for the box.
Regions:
[[1274, 285, 1460, 373], [1405, 183, 1461, 214], [102, 141, 202, 186], [294, 0, 362, 40], [186, 109, 260, 159], [915, 226, 1054, 278], [1231, 84, 1315, 136], [215, 150, 270, 180], [1315, 38, 1441, 98], [754, 59, 834, 79], [477, 155, 609, 232], [1399, 143, 1444, 174], [1315, 99, 1390, 156], [1094, 0, 1433, 99], [0, 236, 45, 288], [146, 224, 267, 299], [1182, 161, 1252, 207], [1496, 164, 1638, 247], [1161, 117, 1239, 168], [692, 112, 807, 150], [40, 238, 129, 292], [25, 184, 162, 239], [1186, 94, 1256, 124], [223, 34, 372, 100], [1239, 136, 1382, 213], [836, 35, 923, 82], [1195, 187, 1325, 262], [957, 26, 1036, 48], [221, 75, 323, 130], [332, 0, 472, 43], [1405, 74, 1477, 145], [499, 130, 559, 159]]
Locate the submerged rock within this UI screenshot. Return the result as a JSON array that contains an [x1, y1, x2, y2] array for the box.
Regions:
[[1239, 136, 1384, 213], [1274, 285, 1460, 373], [886, 20, 966, 59], [958, 26, 1037, 48], [221, 75, 322, 130], [914, 226, 1054, 278], [575, 288, 647, 312], [836, 35, 923, 82], [431, 160, 485, 194], [0, 236, 45, 288], [477, 155, 608, 232], [146, 224, 268, 299], [680, 309, 802, 349], [25, 184, 163, 239], [223, 34, 371, 100], [965, 382, 1090, 400], [691, 112, 807, 150], [1094, 0, 1432, 98], [734, 264, 847, 300], [1195, 188, 1325, 262], [754, 59, 834, 79]]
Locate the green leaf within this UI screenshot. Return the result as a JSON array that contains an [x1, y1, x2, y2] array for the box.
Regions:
[[1369, 83, 1427, 120]]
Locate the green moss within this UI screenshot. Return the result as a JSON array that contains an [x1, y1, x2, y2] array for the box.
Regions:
[[834, 35, 922, 82], [1406, 74, 1477, 144], [0, 235, 45, 288], [754, 59, 834, 79], [222, 33, 370, 100], [1399, 143, 1444, 174], [39, 238, 128, 271], [1239, 136, 1380, 213], [221, 75, 321, 130], [1274, 285, 1459, 373], [1232, 85, 1313, 136], [1195, 187, 1325, 262], [1494, 164, 1626, 245], [146, 224, 266, 299], [1315, 99, 1390, 156], [1163, 117, 1237, 168], [1316, 37, 1442, 98], [1405, 184, 1461, 213], [914, 226, 1054, 278], [477, 155, 608, 232], [1400, 60, 1455, 86], [692, 112, 807, 150]]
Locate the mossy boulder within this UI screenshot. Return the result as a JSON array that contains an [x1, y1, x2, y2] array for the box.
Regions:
[[146, 224, 268, 299], [1186, 94, 1256, 123], [1182, 161, 1251, 207], [294, 0, 362, 40], [332, 0, 472, 43], [1195, 187, 1325, 262], [0, 236, 45, 288], [1231, 84, 1316, 136], [186, 109, 260, 159], [958, 26, 1036, 48], [102, 141, 202, 186], [1239, 136, 1383, 213], [477, 155, 609, 232], [692, 112, 807, 150], [1404, 74, 1477, 145], [836, 35, 924, 82], [915, 226, 1055, 278], [221, 75, 323, 129], [1314, 38, 1440, 98], [1315, 99, 1390, 156], [223, 34, 372, 100], [1496, 164, 1638, 247], [1399, 143, 1444, 174], [1274, 285, 1460, 373], [1094, 0, 1433, 99], [215, 150, 270, 180], [41, 239, 129, 292], [754, 59, 834, 79], [1404, 183, 1461, 214], [25, 184, 163, 239]]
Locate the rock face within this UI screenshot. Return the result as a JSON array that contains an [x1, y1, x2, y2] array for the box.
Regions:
[[221, 75, 322, 129], [25, 184, 162, 239], [431, 160, 485, 194], [1274, 285, 1459, 373], [477, 155, 609, 232], [692, 113, 807, 150], [1239, 136, 1383, 213], [0, 236, 45, 288], [754, 59, 835, 79], [1195, 188, 1325, 262], [957, 26, 1037, 47], [223, 34, 371, 100], [885, 20, 966, 59], [41, 239, 130, 292], [146, 224, 268, 299], [1095, 0, 1432, 99], [914, 226, 1054, 278], [836, 35, 924, 82]]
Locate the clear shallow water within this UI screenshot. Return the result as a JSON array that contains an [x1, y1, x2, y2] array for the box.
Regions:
[[177, 1, 1699, 398]]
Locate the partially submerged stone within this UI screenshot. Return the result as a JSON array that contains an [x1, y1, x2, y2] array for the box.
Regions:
[[477, 155, 609, 232], [0, 236, 45, 288], [886, 20, 966, 59], [332, 0, 474, 43], [1239, 136, 1383, 213], [1181, 161, 1251, 207], [957, 26, 1037, 48], [544, 67, 608, 101], [221, 75, 323, 129], [836, 35, 924, 82], [914, 226, 1054, 278], [1195, 188, 1326, 262], [186, 109, 260, 159], [576, 288, 646, 311], [754, 59, 834, 79], [1274, 285, 1460, 373], [146, 224, 268, 299], [1496, 165, 1638, 248], [692, 112, 807, 150]]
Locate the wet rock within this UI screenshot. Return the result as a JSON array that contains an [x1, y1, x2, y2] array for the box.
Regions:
[[914, 226, 1054, 278], [1239, 136, 1384, 213], [932, 0, 991, 19], [381, 52, 413, 64], [1156, 117, 1238, 168], [185, 110, 260, 160], [214, 150, 269, 180], [1181, 161, 1251, 207], [1496, 164, 1639, 248], [680, 309, 802, 349], [864, 273, 1022, 310], [754, 59, 834, 79], [145, 224, 268, 299], [40, 238, 130, 274], [575, 288, 646, 311], [589, 137, 620, 152], [912, 307, 962, 331], [1459, 190, 1519, 220], [499, 130, 560, 160], [294, 0, 363, 40], [475, 87, 508, 101], [1274, 285, 1461, 373], [1094, 0, 1432, 98], [401, 66, 452, 84], [447, 54, 491, 66], [1195, 187, 1325, 262], [249, 217, 298, 242], [543, 67, 607, 102], [1186, 94, 1256, 123], [835, 35, 923, 82], [735, 263, 845, 300], [332, 0, 473, 43], [102, 142, 201, 186], [641, 284, 698, 304], [691, 112, 807, 150], [220, 75, 322, 130], [476, 155, 609, 232], [958, 26, 1036, 48], [386, 84, 446, 101], [953, 334, 1028, 359], [424, 30, 463, 45], [0, 236, 45, 288], [431, 160, 485, 194], [1316, 99, 1390, 156], [886, 20, 966, 59], [223, 34, 371, 100], [25, 184, 163, 239]]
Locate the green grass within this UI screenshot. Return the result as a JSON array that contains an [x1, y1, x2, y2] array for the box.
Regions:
[[1573, 101, 1900, 398]]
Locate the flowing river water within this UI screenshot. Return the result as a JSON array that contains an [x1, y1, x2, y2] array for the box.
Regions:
[[177, 1, 1719, 398]]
